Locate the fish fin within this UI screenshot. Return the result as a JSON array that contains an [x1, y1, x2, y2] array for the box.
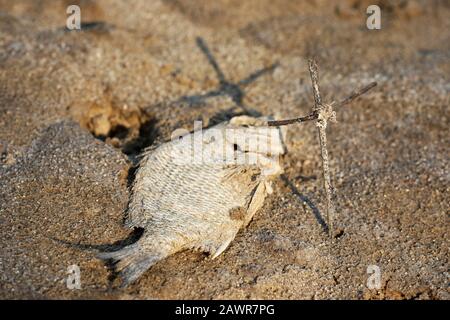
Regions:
[[243, 181, 267, 226], [97, 244, 163, 287], [211, 234, 236, 259]]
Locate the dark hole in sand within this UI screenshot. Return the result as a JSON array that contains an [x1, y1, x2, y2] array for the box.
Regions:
[[108, 125, 129, 140], [121, 118, 159, 156]]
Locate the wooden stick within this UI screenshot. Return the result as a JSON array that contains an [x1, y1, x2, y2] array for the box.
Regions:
[[334, 81, 377, 108], [307, 59, 335, 240], [267, 112, 318, 126], [267, 82, 377, 127], [264, 61, 377, 241], [309, 59, 323, 110]]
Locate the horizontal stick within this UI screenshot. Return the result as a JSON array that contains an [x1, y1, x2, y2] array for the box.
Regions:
[[267, 82, 377, 127], [267, 112, 318, 126], [334, 81, 377, 108]]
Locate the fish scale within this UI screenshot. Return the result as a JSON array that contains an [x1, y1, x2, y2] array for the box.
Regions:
[[98, 115, 286, 286]]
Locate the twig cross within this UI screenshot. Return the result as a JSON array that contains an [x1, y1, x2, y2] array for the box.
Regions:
[[268, 59, 377, 240]]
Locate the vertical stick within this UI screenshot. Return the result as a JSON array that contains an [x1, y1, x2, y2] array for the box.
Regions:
[[317, 124, 334, 240], [308, 60, 322, 110], [308, 59, 334, 240]]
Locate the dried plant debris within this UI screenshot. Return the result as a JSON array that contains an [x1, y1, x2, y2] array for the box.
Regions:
[[99, 115, 286, 286], [268, 59, 377, 240]]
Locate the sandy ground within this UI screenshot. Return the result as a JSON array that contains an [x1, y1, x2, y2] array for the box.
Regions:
[[0, 0, 448, 299]]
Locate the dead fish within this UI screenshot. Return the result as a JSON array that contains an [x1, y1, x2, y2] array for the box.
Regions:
[[98, 115, 286, 286]]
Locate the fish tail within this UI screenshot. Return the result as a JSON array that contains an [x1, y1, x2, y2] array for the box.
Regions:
[[97, 243, 163, 287]]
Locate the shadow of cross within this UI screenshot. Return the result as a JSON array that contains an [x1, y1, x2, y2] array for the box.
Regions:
[[176, 37, 279, 113]]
